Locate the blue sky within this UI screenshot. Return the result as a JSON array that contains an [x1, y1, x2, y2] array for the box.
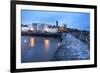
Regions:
[[21, 10, 90, 31]]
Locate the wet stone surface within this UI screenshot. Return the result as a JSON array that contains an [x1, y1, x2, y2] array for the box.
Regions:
[[52, 33, 90, 61]]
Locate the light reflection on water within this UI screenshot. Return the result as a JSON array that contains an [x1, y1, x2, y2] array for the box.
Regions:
[[21, 36, 60, 63], [30, 37, 35, 47], [44, 39, 50, 52]]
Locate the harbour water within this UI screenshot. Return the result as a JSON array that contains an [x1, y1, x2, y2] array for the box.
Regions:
[[21, 36, 60, 63]]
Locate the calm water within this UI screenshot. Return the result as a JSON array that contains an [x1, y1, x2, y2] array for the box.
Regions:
[[21, 36, 60, 63]]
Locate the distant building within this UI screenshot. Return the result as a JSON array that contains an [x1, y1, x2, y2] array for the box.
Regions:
[[46, 27, 58, 33], [21, 21, 67, 33], [31, 22, 59, 33], [21, 24, 29, 32], [32, 23, 38, 30], [56, 21, 58, 27], [31, 23, 48, 32], [28, 24, 34, 31], [38, 23, 47, 32], [63, 24, 67, 28], [58, 24, 67, 32]]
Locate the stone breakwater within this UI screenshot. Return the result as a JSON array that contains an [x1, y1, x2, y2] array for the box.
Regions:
[[52, 33, 90, 61], [69, 31, 90, 45]]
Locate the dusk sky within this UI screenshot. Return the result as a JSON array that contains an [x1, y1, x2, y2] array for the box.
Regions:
[[21, 10, 90, 31]]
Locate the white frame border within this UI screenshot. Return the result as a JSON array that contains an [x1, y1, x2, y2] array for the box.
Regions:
[[16, 4, 94, 69]]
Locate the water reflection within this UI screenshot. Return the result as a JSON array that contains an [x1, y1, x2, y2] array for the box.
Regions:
[[21, 36, 60, 63], [24, 39, 27, 43], [44, 39, 50, 52], [30, 37, 35, 47]]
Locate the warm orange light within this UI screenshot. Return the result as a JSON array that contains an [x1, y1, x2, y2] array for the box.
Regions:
[[44, 39, 50, 49], [30, 37, 35, 47]]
